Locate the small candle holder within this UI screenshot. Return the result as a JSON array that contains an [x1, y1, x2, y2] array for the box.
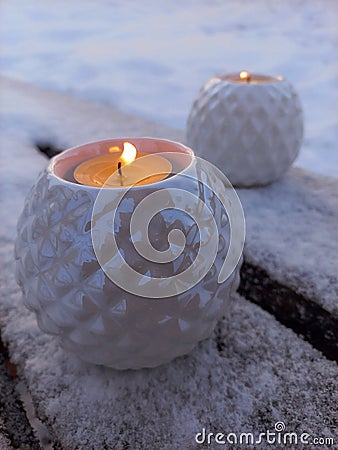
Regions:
[[15, 138, 244, 369], [187, 72, 303, 187]]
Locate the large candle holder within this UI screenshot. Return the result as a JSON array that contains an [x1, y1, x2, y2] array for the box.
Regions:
[[187, 72, 303, 187], [15, 138, 244, 369]]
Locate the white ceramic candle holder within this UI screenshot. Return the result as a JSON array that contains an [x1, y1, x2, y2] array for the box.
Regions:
[[187, 72, 303, 187], [15, 138, 244, 370]]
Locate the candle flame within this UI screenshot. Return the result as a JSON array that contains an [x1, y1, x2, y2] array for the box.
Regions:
[[121, 142, 137, 164], [239, 71, 251, 81]]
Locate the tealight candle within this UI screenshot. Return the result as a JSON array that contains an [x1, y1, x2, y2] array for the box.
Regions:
[[232, 70, 282, 84], [74, 142, 172, 187], [187, 71, 303, 187]]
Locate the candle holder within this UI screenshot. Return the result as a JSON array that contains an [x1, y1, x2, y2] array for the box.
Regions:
[[187, 72, 303, 187], [15, 138, 244, 370]]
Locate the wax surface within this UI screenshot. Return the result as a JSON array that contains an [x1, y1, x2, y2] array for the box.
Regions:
[[74, 153, 172, 187]]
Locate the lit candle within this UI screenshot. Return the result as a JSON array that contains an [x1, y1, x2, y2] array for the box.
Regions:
[[74, 142, 172, 188], [16, 137, 245, 369], [225, 70, 283, 84]]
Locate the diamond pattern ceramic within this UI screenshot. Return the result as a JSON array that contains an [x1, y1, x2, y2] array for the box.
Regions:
[[187, 74, 303, 187], [15, 138, 242, 370]]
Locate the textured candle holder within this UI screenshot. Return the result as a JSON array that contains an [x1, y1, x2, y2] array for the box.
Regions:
[[15, 138, 244, 370], [187, 73, 303, 187]]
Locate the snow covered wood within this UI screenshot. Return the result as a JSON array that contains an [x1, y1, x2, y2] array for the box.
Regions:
[[0, 76, 336, 448]]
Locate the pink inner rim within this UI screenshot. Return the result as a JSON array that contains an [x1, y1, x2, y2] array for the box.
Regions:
[[218, 73, 282, 83], [51, 138, 194, 186]]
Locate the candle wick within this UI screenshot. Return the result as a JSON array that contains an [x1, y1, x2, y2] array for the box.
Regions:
[[118, 161, 123, 186], [118, 161, 122, 176]]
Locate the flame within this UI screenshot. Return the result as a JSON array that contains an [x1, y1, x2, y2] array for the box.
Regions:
[[239, 71, 251, 81], [121, 142, 137, 164]]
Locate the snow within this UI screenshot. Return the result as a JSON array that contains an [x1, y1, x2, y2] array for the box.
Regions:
[[238, 169, 338, 315], [0, 73, 337, 449], [1, 0, 337, 177], [2, 291, 337, 449]]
